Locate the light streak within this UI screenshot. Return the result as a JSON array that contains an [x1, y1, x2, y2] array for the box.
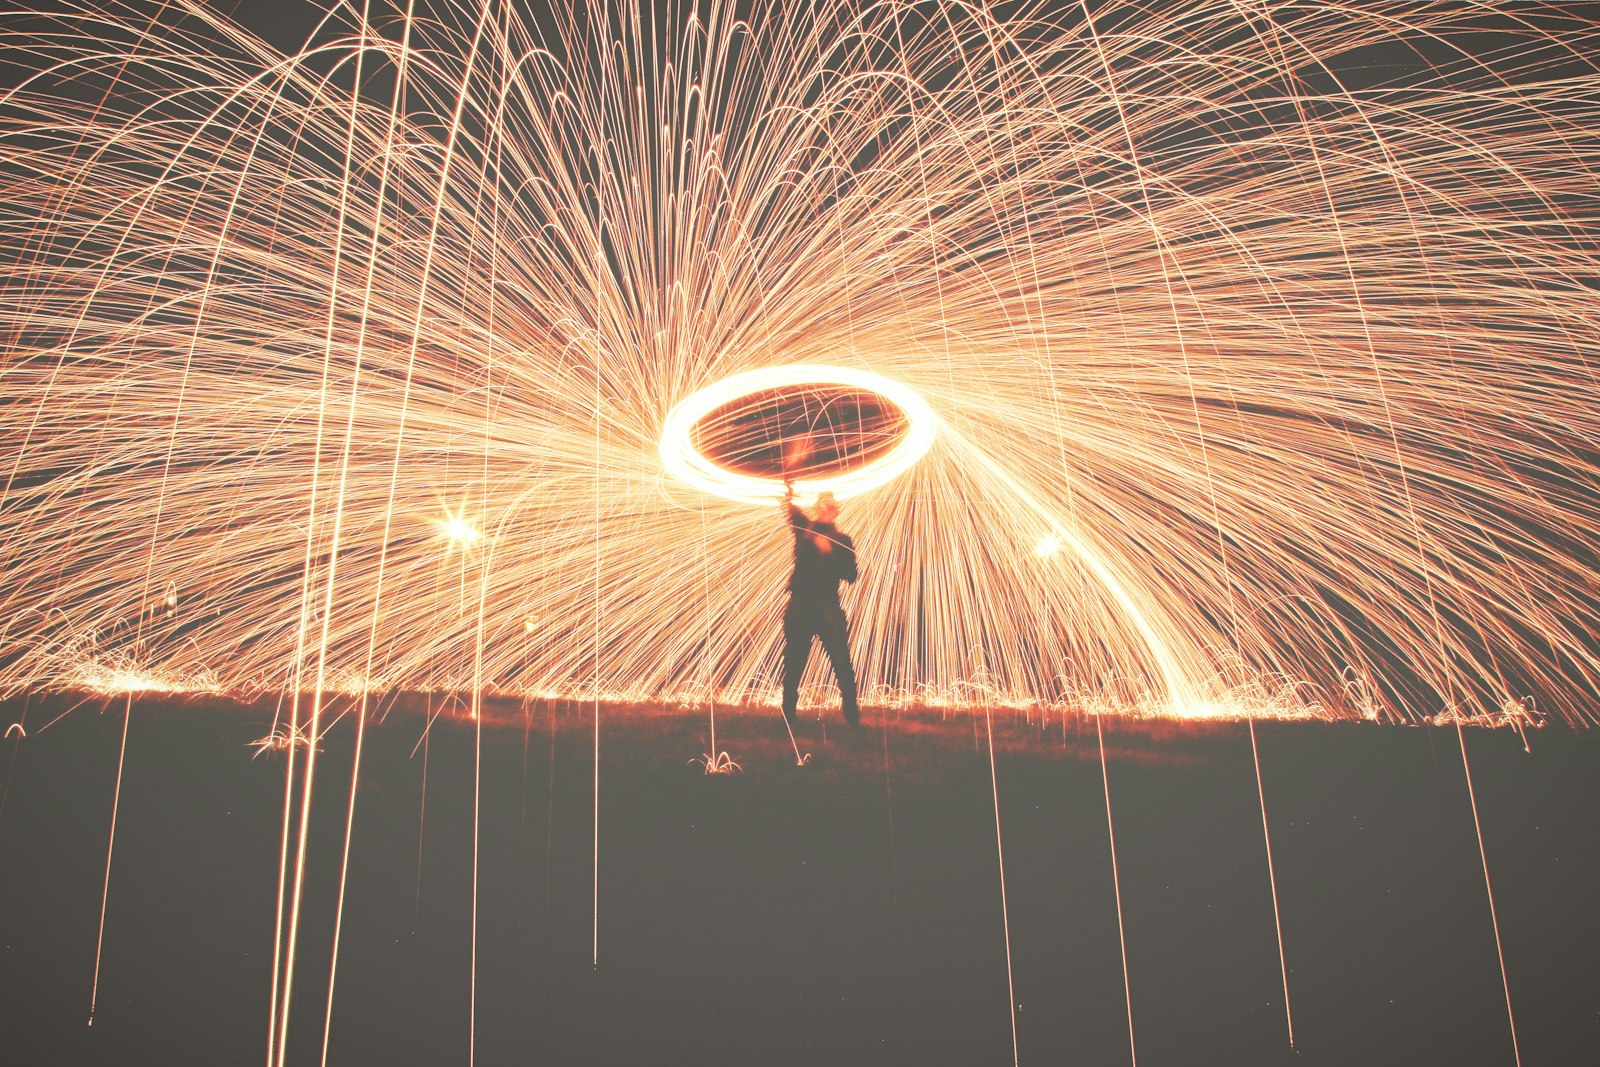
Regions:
[[1248, 719, 1294, 1048], [1456, 722, 1522, 1067], [470, 597, 484, 1067], [1098, 714, 1136, 1067], [543, 699, 557, 947], [983, 706, 1020, 1067], [0, 694, 28, 832], [415, 713, 430, 918], [593, 224, 602, 975], [691, 501, 740, 773], [321, 697, 368, 1067], [87, 694, 132, 1028], [659, 365, 938, 505], [591, 20, 605, 967]]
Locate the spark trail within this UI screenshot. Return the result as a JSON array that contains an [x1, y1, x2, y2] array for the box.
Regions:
[[1098, 713, 1136, 1067], [1457, 723, 1522, 1067], [1, 2, 1598, 726], [1249, 718, 1294, 1047], [983, 706, 1020, 1066], [87, 695, 131, 1028]]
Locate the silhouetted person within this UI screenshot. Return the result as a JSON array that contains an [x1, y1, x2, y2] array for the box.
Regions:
[[781, 483, 859, 729]]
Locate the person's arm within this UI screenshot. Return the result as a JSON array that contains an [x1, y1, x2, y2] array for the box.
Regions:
[[836, 533, 857, 583], [784, 480, 806, 532]]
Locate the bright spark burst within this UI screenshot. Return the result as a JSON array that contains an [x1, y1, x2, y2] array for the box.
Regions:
[[689, 750, 742, 775], [248, 723, 320, 760], [437, 512, 483, 549], [2, 1, 1600, 724]]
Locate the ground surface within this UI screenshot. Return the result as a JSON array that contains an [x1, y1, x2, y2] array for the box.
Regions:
[[0, 693, 1595, 1065]]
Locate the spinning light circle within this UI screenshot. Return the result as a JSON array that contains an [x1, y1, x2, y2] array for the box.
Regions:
[[659, 366, 938, 505]]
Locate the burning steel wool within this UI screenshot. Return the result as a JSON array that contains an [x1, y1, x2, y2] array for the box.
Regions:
[[2, 0, 1599, 728]]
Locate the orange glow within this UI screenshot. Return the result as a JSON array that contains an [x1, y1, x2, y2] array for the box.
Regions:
[[659, 365, 937, 506], [1, 1, 1597, 731]]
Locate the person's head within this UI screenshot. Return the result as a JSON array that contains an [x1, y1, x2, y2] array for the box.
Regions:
[[814, 492, 839, 524]]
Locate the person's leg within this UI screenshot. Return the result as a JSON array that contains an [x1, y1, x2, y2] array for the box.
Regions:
[[781, 602, 811, 727], [818, 603, 859, 726]]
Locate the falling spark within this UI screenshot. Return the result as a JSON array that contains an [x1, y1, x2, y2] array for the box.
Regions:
[[321, 698, 369, 1067], [87, 695, 132, 1028], [247, 724, 318, 759], [983, 706, 1020, 1067], [1456, 723, 1523, 1067], [1248, 719, 1294, 1048], [415, 715, 431, 917], [1098, 714, 1137, 1067], [0, 2, 1595, 726]]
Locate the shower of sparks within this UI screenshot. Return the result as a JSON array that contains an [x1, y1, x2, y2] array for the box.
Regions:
[[3, 0, 1600, 731]]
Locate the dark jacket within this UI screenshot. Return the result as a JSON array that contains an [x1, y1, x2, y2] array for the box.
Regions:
[[788, 505, 857, 604]]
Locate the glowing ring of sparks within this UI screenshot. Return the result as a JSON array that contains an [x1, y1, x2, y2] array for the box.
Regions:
[[660, 366, 937, 505]]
